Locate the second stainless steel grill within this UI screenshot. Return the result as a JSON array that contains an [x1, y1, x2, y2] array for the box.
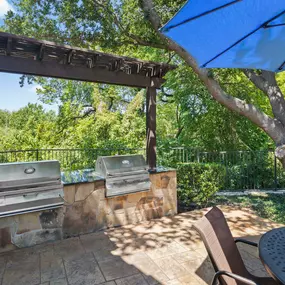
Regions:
[[0, 160, 64, 218], [95, 155, 151, 197]]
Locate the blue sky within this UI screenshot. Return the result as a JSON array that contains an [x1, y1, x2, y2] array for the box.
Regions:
[[0, 0, 58, 112]]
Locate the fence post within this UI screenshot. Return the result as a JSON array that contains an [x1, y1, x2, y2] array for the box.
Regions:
[[36, 149, 39, 161], [274, 153, 277, 191]]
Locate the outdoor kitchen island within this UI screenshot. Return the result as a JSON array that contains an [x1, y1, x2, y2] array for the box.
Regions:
[[61, 165, 177, 238], [0, 163, 177, 253]]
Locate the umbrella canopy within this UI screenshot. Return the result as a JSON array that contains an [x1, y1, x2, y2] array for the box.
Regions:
[[160, 0, 285, 72]]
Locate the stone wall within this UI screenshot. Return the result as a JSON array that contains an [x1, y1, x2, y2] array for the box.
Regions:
[[0, 208, 64, 252], [0, 170, 177, 252]]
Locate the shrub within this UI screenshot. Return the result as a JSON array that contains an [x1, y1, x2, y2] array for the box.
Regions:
[[177, 163, 226, 207]]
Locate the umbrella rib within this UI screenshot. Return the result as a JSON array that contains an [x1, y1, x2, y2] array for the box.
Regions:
[[202, 9, 285, 68], [162, 0, 242, 32], [264, 23, 285, 29], [278, 60, 285, 71]]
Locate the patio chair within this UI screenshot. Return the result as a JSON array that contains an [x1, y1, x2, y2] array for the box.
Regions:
[[193, 207, 277, 285]]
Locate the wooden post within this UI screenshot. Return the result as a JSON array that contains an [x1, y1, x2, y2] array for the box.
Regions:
[[146, 87, 157, 172]]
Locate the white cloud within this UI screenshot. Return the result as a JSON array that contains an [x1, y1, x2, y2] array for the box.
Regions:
[[0, 0, 14, 18], [29, 85, 44, 94]]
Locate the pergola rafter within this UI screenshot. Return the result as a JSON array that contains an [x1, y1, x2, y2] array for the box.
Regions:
[[0, 32, 174, 88], [0, 32, 175, 170]]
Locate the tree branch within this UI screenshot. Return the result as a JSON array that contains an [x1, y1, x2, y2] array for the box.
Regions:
[[94, 0, 168, 50], [140, 0, 285, 146], [244, 69, 285, 127]]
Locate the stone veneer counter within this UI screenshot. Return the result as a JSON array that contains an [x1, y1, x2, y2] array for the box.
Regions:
[[61, 167, 175, 185], [0, 168, 177, 253]]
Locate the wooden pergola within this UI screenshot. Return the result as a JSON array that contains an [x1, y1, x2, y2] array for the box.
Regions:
[[0, 32, 175, 171]]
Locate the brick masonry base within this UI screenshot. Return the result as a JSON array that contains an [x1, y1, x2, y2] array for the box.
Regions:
[[0, 170, 177, 253]]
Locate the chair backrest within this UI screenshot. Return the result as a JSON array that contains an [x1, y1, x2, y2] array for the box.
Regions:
[[193, 207, 250, 285]]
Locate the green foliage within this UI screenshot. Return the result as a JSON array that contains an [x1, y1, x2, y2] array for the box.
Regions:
[[177, 163, 226, 207], [212, 194, 285, 224], [0, 0, 280, 163], [2, 0, 276, 152], [0, 104, 57, 150]]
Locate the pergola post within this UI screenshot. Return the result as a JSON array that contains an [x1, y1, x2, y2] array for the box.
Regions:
[[146, 87, 157, 172]]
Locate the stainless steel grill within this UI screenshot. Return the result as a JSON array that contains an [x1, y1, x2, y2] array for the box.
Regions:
[[0, 160, 64, 218], [95, 155, 150, 197]]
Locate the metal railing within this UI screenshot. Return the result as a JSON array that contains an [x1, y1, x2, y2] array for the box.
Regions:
[[0, 147, 284, 191], [162, 148, 285, 191], [0, 148, 146, 171]]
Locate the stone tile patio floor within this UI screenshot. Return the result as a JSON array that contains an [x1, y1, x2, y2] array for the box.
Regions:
[[0, 205, 282, 285]]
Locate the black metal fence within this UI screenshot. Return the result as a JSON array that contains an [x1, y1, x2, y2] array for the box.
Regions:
[[0, 148, 146, 171], [0, 147, 285, 191], [159, 148, 285, 191]]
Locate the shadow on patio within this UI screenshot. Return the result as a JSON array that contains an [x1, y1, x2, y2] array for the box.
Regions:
[[0, 205, 282, 285]]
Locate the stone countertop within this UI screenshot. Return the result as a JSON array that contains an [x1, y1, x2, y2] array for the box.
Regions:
[[155, 166, 176, 174], [61, 167, 176, 185], [61, 169, 105, 185]]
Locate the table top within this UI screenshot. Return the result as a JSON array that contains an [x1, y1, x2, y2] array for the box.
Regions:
[[259, 227, 285, 284]]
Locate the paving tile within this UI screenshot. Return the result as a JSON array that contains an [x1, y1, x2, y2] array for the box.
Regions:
[[162, 279, 181, 285], [182, 258, 214, 285], [194, 247, 208, 258], [177, 274, 204, 285], [98, 257, 139, 281], [142, 271, 169, 285], [0, 206, 283, 285], [98, 282, 116, 285], [152, 257, 189, 280], [115, 273, 148, 285], [172, 250, 203, 264], [40, 251, 65, 283], [0, 254, 6, 282], [5, 248, 40, 266], [93, 247, 120, 262], [30, 242, 55, 254], [145, 242, 187, 260], [49, 278, 68, 285], [122, 252, 162, 275], [53, 237, 85, 261], [65, 252, 105, 285], [2, 261, 40, 285], [162, 274, 203, 285], [80, 232, 115, 252], [237, 242, 259, 258], [251, 268, 271, 278]]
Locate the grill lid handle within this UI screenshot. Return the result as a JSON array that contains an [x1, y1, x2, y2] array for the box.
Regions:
[[24, 167, 36, 174]]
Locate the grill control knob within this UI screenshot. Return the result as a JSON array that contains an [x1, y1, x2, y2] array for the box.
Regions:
[[24, 167, 36, 174]]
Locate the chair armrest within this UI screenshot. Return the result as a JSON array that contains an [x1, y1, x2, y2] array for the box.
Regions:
[[211, 270, 260, 285], [235, 238, 258, 247]]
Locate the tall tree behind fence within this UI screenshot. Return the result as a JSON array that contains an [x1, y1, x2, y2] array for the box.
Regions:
[[1, 148, 285, 191]]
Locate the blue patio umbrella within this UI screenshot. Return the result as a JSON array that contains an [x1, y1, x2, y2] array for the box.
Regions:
[[160, 0, 285, 72]]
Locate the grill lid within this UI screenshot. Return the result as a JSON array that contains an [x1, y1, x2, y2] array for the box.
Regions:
[[96, 155, 148, 177], [0, 160, 64, 217], [95, 155, 151, 197], [0, 160, 61, 192]]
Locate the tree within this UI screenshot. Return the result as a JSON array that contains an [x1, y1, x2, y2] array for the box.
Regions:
[[2, 1, 283, 160], [137, 0, 285, 167], [0, 104, 58, 150]]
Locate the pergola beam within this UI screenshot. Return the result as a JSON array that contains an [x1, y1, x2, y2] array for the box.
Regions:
[[0, 56, 164, 88]]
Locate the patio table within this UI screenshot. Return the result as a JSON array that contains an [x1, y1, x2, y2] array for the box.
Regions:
[[259, 227, 285, 284]]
